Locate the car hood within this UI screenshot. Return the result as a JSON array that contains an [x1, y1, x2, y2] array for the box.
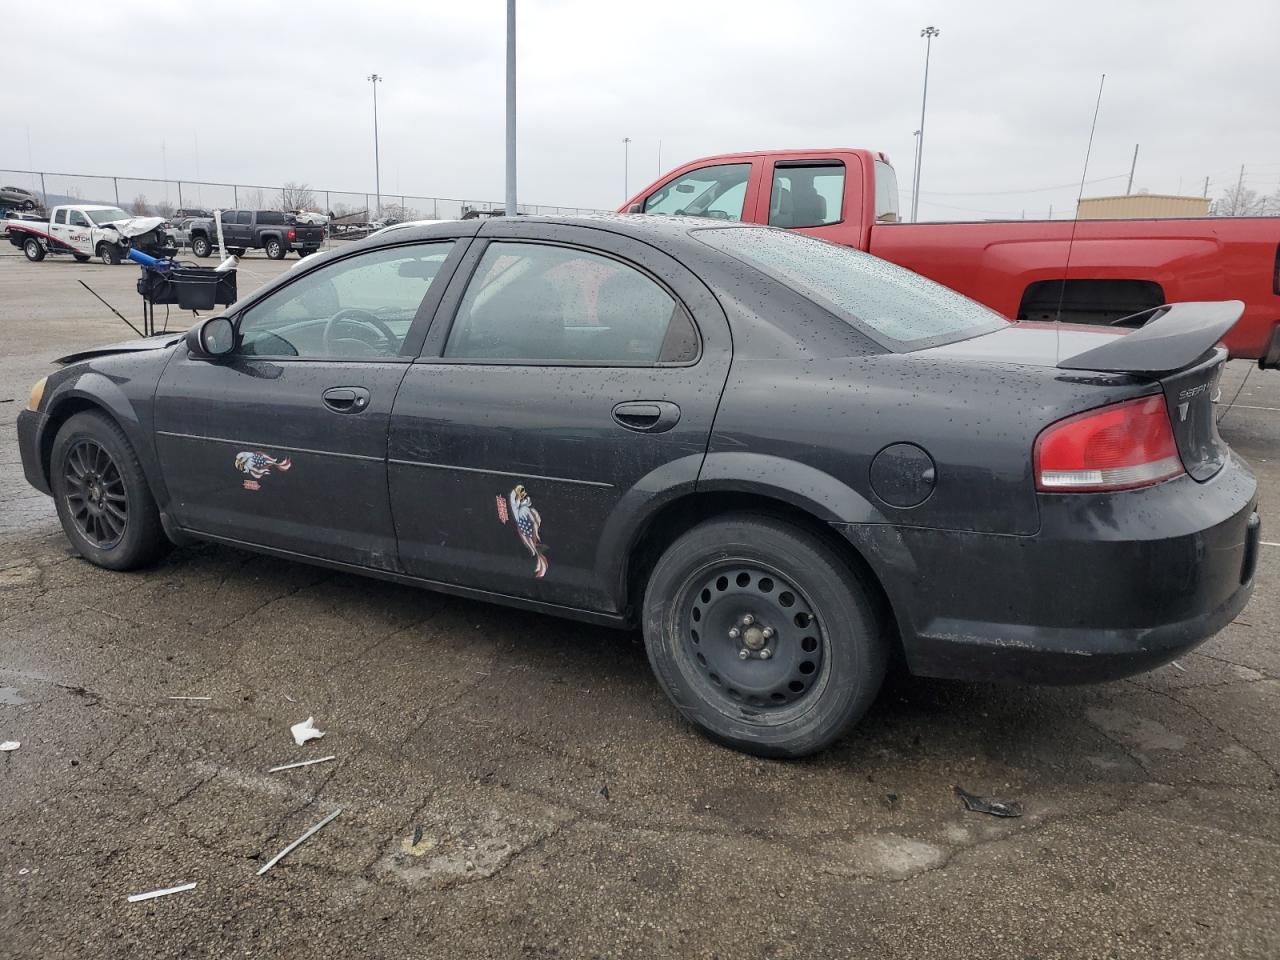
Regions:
[[101, 216, 169, 238], [914, 321, 1123, 368], [56, 333, 183, 366]]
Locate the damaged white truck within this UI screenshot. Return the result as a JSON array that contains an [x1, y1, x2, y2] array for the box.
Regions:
[[4, 204, 177, 265]]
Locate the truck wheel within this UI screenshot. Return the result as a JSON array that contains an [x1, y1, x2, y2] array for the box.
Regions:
[[190, 235, 211, 258], [23, 238, 45, 262], [265, 238, 285, 260], [97, 243, 122, 266], [642, 514, 888, 758], [73, 254, 91, 263], [227, 247, 246, 257], [50, 411, 172, 571]]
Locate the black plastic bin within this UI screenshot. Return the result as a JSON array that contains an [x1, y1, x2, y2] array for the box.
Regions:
[[137, 265, 237, 310]]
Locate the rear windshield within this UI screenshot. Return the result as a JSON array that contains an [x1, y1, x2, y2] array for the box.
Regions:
[[694, 227, 1007, 350]]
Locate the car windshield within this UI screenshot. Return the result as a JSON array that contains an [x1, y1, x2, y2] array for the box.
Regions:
[[86, 207, 131, 226], [694, 226, 1008, 350]]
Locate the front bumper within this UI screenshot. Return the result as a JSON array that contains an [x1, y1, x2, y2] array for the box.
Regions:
[[839, 456, 1260, 684], [17, 408, 50, 495]]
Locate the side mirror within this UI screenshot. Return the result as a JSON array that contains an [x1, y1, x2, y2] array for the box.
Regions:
[[625, 202, 642, 214], [186, 316, 236, 359]]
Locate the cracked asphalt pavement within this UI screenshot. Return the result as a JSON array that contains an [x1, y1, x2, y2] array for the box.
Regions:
[[1, 252, 1277, 958]]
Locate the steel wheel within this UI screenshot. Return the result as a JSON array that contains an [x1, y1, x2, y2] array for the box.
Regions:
[[676, 560, 829, 720], [62, 438, 128, 549]]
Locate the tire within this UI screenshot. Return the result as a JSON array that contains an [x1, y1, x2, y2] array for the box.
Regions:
[[97, 243, 122, 266], [264, 238, 285, 260], [73, 254, 90, 263], [23, 238, 45, 262], [299, 247, 318, 258], [22, 199, 35, 210], [227, 247, 246, 257], [642, 514, 888, 758], [50, 411, 171, 571], [190, 234, 211, 258]]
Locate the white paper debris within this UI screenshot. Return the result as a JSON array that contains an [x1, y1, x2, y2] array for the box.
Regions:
[[290, 717, 325, 746], [127, 882, 197, 903], [167, 696, 212, 701], [256, 808, 342, 876], [0, 741, 19, 752], [268, 756, 336, 773]]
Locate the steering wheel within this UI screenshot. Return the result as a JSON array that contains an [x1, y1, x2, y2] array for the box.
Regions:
[[322, 308, 397, 353]]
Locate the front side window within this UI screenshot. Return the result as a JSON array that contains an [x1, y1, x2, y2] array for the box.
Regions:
[[643, 163, 751, 222], [237, 241, 455, 359], [696, 227, 1006, 350], [68, 210, 90, 227], [769, 163, 844, 228], [445, 242, 697, 364]]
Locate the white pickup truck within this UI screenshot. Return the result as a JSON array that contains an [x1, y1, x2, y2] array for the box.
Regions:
[[4, 204, 177, 265]]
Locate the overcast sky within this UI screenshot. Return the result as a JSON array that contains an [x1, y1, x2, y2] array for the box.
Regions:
[[6, 0, 1278, 219]]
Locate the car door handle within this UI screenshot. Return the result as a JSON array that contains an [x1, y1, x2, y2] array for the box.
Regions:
[[612, 400, 681, 433], [322, 386, 371, 413]]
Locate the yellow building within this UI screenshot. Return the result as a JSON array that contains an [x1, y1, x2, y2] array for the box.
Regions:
[[1076, 192, 1211, 219]]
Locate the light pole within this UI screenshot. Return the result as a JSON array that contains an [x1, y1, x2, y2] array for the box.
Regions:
[[623, 137, 632, 200], [911, 26, 940, 223], [368, 73, 383, 219], [505, 0, 517, 216]]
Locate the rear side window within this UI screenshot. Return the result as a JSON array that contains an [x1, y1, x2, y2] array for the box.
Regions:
[[643, 163, 751, 222], [769, 163, 844, 228], [445, 242, 697, 364], [257, 211, 285, 226], [696, 227, 1006, 350], [235, 211, 252, 224], [54, 209, 67, 225]]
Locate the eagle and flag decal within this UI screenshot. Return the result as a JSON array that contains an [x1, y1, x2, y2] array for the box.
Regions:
[[496, 484, 549, 578], [234, 451, 292, 491]]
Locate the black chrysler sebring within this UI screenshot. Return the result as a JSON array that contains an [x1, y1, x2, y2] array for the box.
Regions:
[[17, 215, 1261, 756]]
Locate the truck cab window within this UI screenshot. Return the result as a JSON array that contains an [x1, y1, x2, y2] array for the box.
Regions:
[[769, 164, 844, 228], [54, 210, 67, 225], [68, 211, 90, 228], [874, 160, 900, 223], [643, 163, 751, 222]]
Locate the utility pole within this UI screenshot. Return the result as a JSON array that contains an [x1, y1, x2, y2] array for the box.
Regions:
[[1202, 176, 1209, 198], [1125, 143, 1139, 195], [911, 26, 940, 223], [368, 74, 383, 218], [623, 137, 632, 200], [505, 0, 517, 217], [658, 139, 663, 176], [1233, 164, 1245, 215]]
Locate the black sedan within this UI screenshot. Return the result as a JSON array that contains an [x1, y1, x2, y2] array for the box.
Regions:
[[16, 215, 1260, 757]]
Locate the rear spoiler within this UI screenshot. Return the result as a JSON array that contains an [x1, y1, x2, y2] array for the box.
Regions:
[[1057, 300, 1243, 374]]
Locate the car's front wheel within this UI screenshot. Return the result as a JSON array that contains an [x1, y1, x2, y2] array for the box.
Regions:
[[643, 514, 888, 758], [97, 243, 122, 266], [50, 411, 171, 571]]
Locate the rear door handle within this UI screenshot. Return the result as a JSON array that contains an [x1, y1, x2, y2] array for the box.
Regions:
[[612, 400, 681, 433], [322, 386, 371, 413]]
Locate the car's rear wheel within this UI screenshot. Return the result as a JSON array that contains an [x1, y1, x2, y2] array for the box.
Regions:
[[51, 411, 171, 571], [190, 235, 211, 258], [23, 238, 45, 261], [265, 238, 285, 260], [642, 514, 888, 758]]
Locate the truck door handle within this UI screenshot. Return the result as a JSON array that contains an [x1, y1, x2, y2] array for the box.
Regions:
[[322, 386, 370, 413], [612, 401, 681, 433]]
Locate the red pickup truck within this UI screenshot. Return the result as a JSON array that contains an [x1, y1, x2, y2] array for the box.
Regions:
[[620, 149, 1280, 367]]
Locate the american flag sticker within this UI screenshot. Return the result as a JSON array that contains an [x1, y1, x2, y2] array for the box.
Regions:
[[495, 495, 509, 524]]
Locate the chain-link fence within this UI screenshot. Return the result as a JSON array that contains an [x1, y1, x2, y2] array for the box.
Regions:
[[0, 168, 608, 223]]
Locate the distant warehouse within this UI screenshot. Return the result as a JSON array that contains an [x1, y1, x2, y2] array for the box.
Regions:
[[1076, 192, 1210, 219]]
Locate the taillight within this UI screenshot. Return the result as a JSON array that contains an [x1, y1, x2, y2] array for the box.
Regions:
[[1034, 395, 1184, 492], [288, 228, 296, 240]]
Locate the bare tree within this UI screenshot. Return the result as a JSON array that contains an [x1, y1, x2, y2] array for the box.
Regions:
[[1213, 183, 1266, 217], [153, 198, 175, 219], [281, 181, 317, 212], [242, 188, 266, 212], [130, 194, 151, 216]]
